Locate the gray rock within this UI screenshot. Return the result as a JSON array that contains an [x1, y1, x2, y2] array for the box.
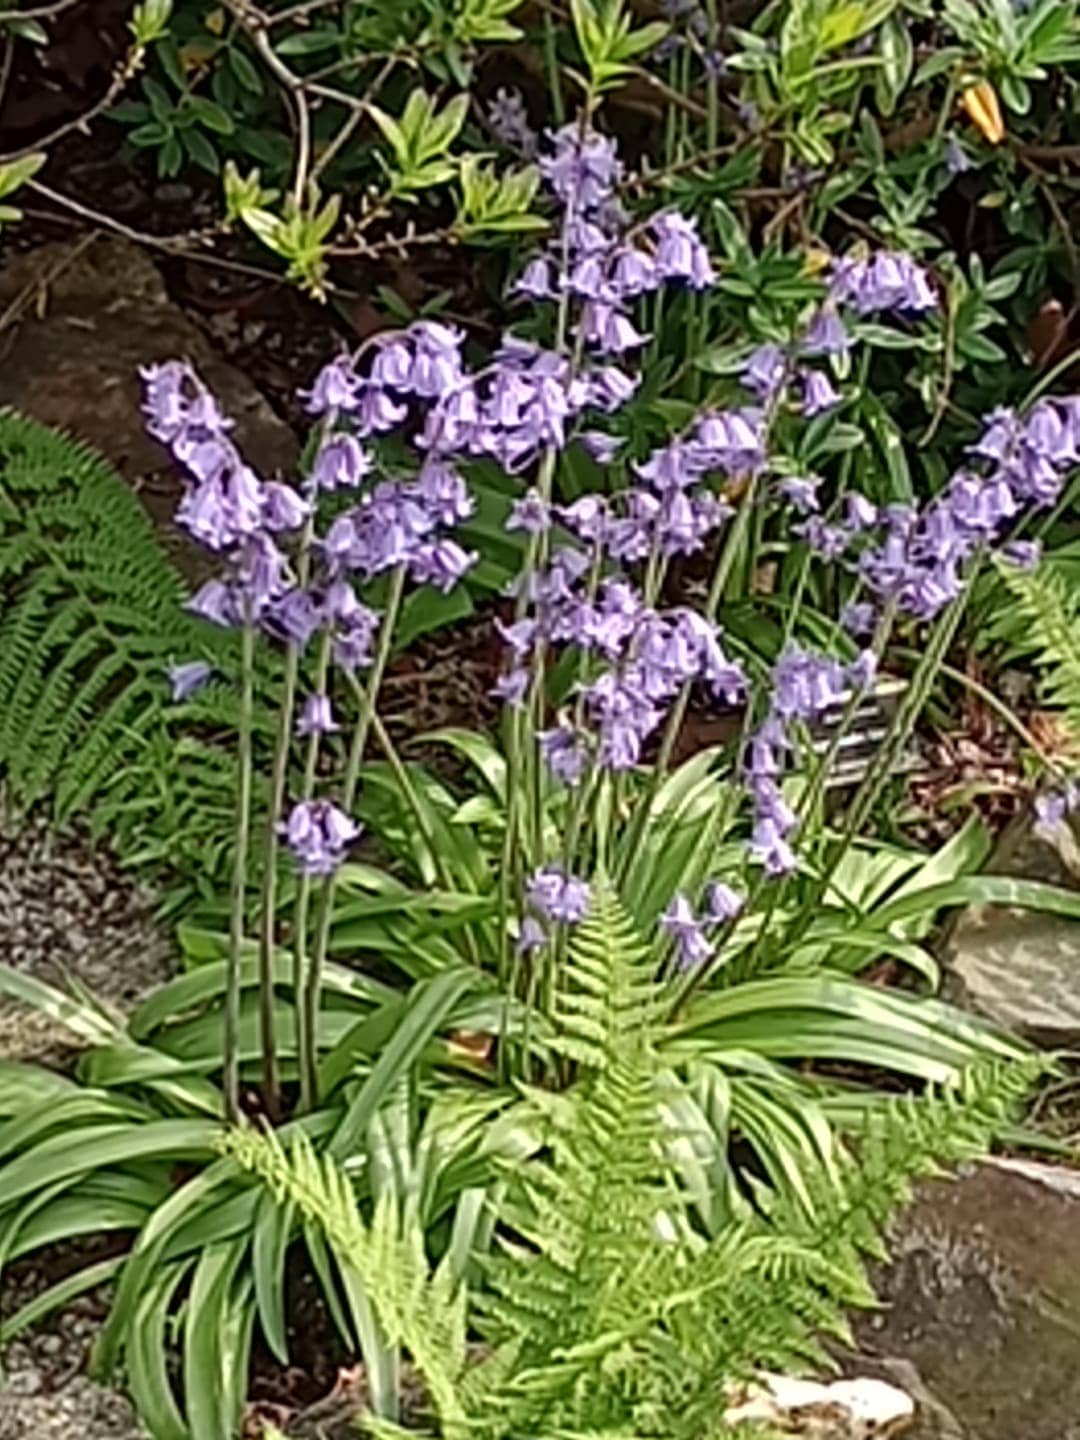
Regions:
[[943, 813, 1080, 1044], [849, 1159, 1080, 1440]]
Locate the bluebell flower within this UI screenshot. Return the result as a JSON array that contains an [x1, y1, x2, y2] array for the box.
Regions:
[[409, 539, 476, 592], [311, 434, 373, 491], [516, 916, 548, 955], [830, 251, 937, 315], [514, 257, 555, 300], [538, 726, 589, 786], [491, 666, 530, 707], [771, 647, 845, 721], [1000, 539, 1041, 570], [742, 343, 786, 401], [945, 136, 971, 175], [282, 800, 359, 875], [583, 301, 649, 354], [539, 124, 623, 215], [526, 866, 592, 924], [265, 587, 323, 649], [661, 894, 714, 969], [262, 481, 310, 533], [800, 369, 840, 417], [650, 212, 715, 289], [300, 356, 361, 416], [187, 579, 239, 629], [488, 87, 538, 157], [801, 307, 850, 358], [166, 660, 212, 701], [750, 816, 797, 876], [578, 429, 623, 464], [705, 881, 745, 923], [848, 649, 878, 690], [296, 695, 339, 737], [844, 493, 878, 531], [778, 475, 821, 512], [507, 489, 552, 535], [841, 600, 876, 637]]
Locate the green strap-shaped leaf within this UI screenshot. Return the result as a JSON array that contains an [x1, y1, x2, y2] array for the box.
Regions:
[[252, 1189, 295, 1365], [330, 970, 478, 1159]]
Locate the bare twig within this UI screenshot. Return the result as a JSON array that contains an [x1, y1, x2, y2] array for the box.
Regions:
[[27, 179, 218, 251], [306, 78, 372, 111], [0, 226, 98, 334], [1016, 142, 1080, 165], [219, 2, 379, 207], [23, 181, 358, 299], [330, 219, 456, 261], [920, 279, 957, 447], [220, 0, 312, 205], [307, 46, 409, 86], [264, 0, 342, 28], [762, 190, 803, 245], [0, 48, 141, 162], [310, 104, 364, 184], [627, 63, 710, 121], [0, 35, 13, 118], [1020, 154, 1080, 294], [622, 142, 745, 194], [0, 0, 81, 21], [831, 204, 887, 244]]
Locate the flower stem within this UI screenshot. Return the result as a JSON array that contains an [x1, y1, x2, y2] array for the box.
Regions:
[[617, 480, 757, 883], [257, 515, 317, 1119], [347, 677, 457, 895], [291, 628, 331, 1099], [256, 641, 295, 1117], [225, 611, 255, 1124], [788, 585, 971, 951], [704, 0, 719, 154], [299, 564, 406, 1111], [542, 2, 564, 128], [498, 443, 559, 986]]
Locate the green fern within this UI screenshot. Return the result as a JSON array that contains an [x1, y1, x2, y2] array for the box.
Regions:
[[553, 881, 661, 1069], [997, 559, 1080, 734], [657, 1053, 1045, 1437], [0, 409, 256, 892], [223, 893, 1043, 1440], [222, 1123, 471, 1439]]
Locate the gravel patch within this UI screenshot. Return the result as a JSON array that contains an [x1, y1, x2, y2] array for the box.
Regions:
[[0, 804, 175, 1063], [0, 1287, 145, 1440], [0, 803, 175, 1437]]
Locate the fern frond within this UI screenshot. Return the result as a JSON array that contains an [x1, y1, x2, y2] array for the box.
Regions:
[[0, 410, 255, 889], [654, 1053, 1045, 1436], [554, 883, 660, 1071], [998, 560, 1080, 734], [221, 1125, 470, 1438]]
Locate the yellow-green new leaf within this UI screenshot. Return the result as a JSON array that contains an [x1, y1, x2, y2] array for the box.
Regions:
[[417, 93, 470, 163], [368, 104, 410, 167], [0, 152, 45, 202], [820, 0, 898, 51]]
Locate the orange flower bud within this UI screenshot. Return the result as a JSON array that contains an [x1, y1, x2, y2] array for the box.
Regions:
[[960, 81, 1005, 145]]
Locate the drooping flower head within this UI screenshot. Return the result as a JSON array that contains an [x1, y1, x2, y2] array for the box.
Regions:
[[661, 893, 714, 969], [488, 87, 538, 157], [282, 800, 359, 875], [829, 251, 937, 316], [526, 866, 592, 925], [166, 659, 212, 702]]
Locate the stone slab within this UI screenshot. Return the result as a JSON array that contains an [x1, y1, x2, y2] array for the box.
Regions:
[[944, 815, 1080, 1045], [851, 1159, 1080, 1440], [0, 235, 298, 572]]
